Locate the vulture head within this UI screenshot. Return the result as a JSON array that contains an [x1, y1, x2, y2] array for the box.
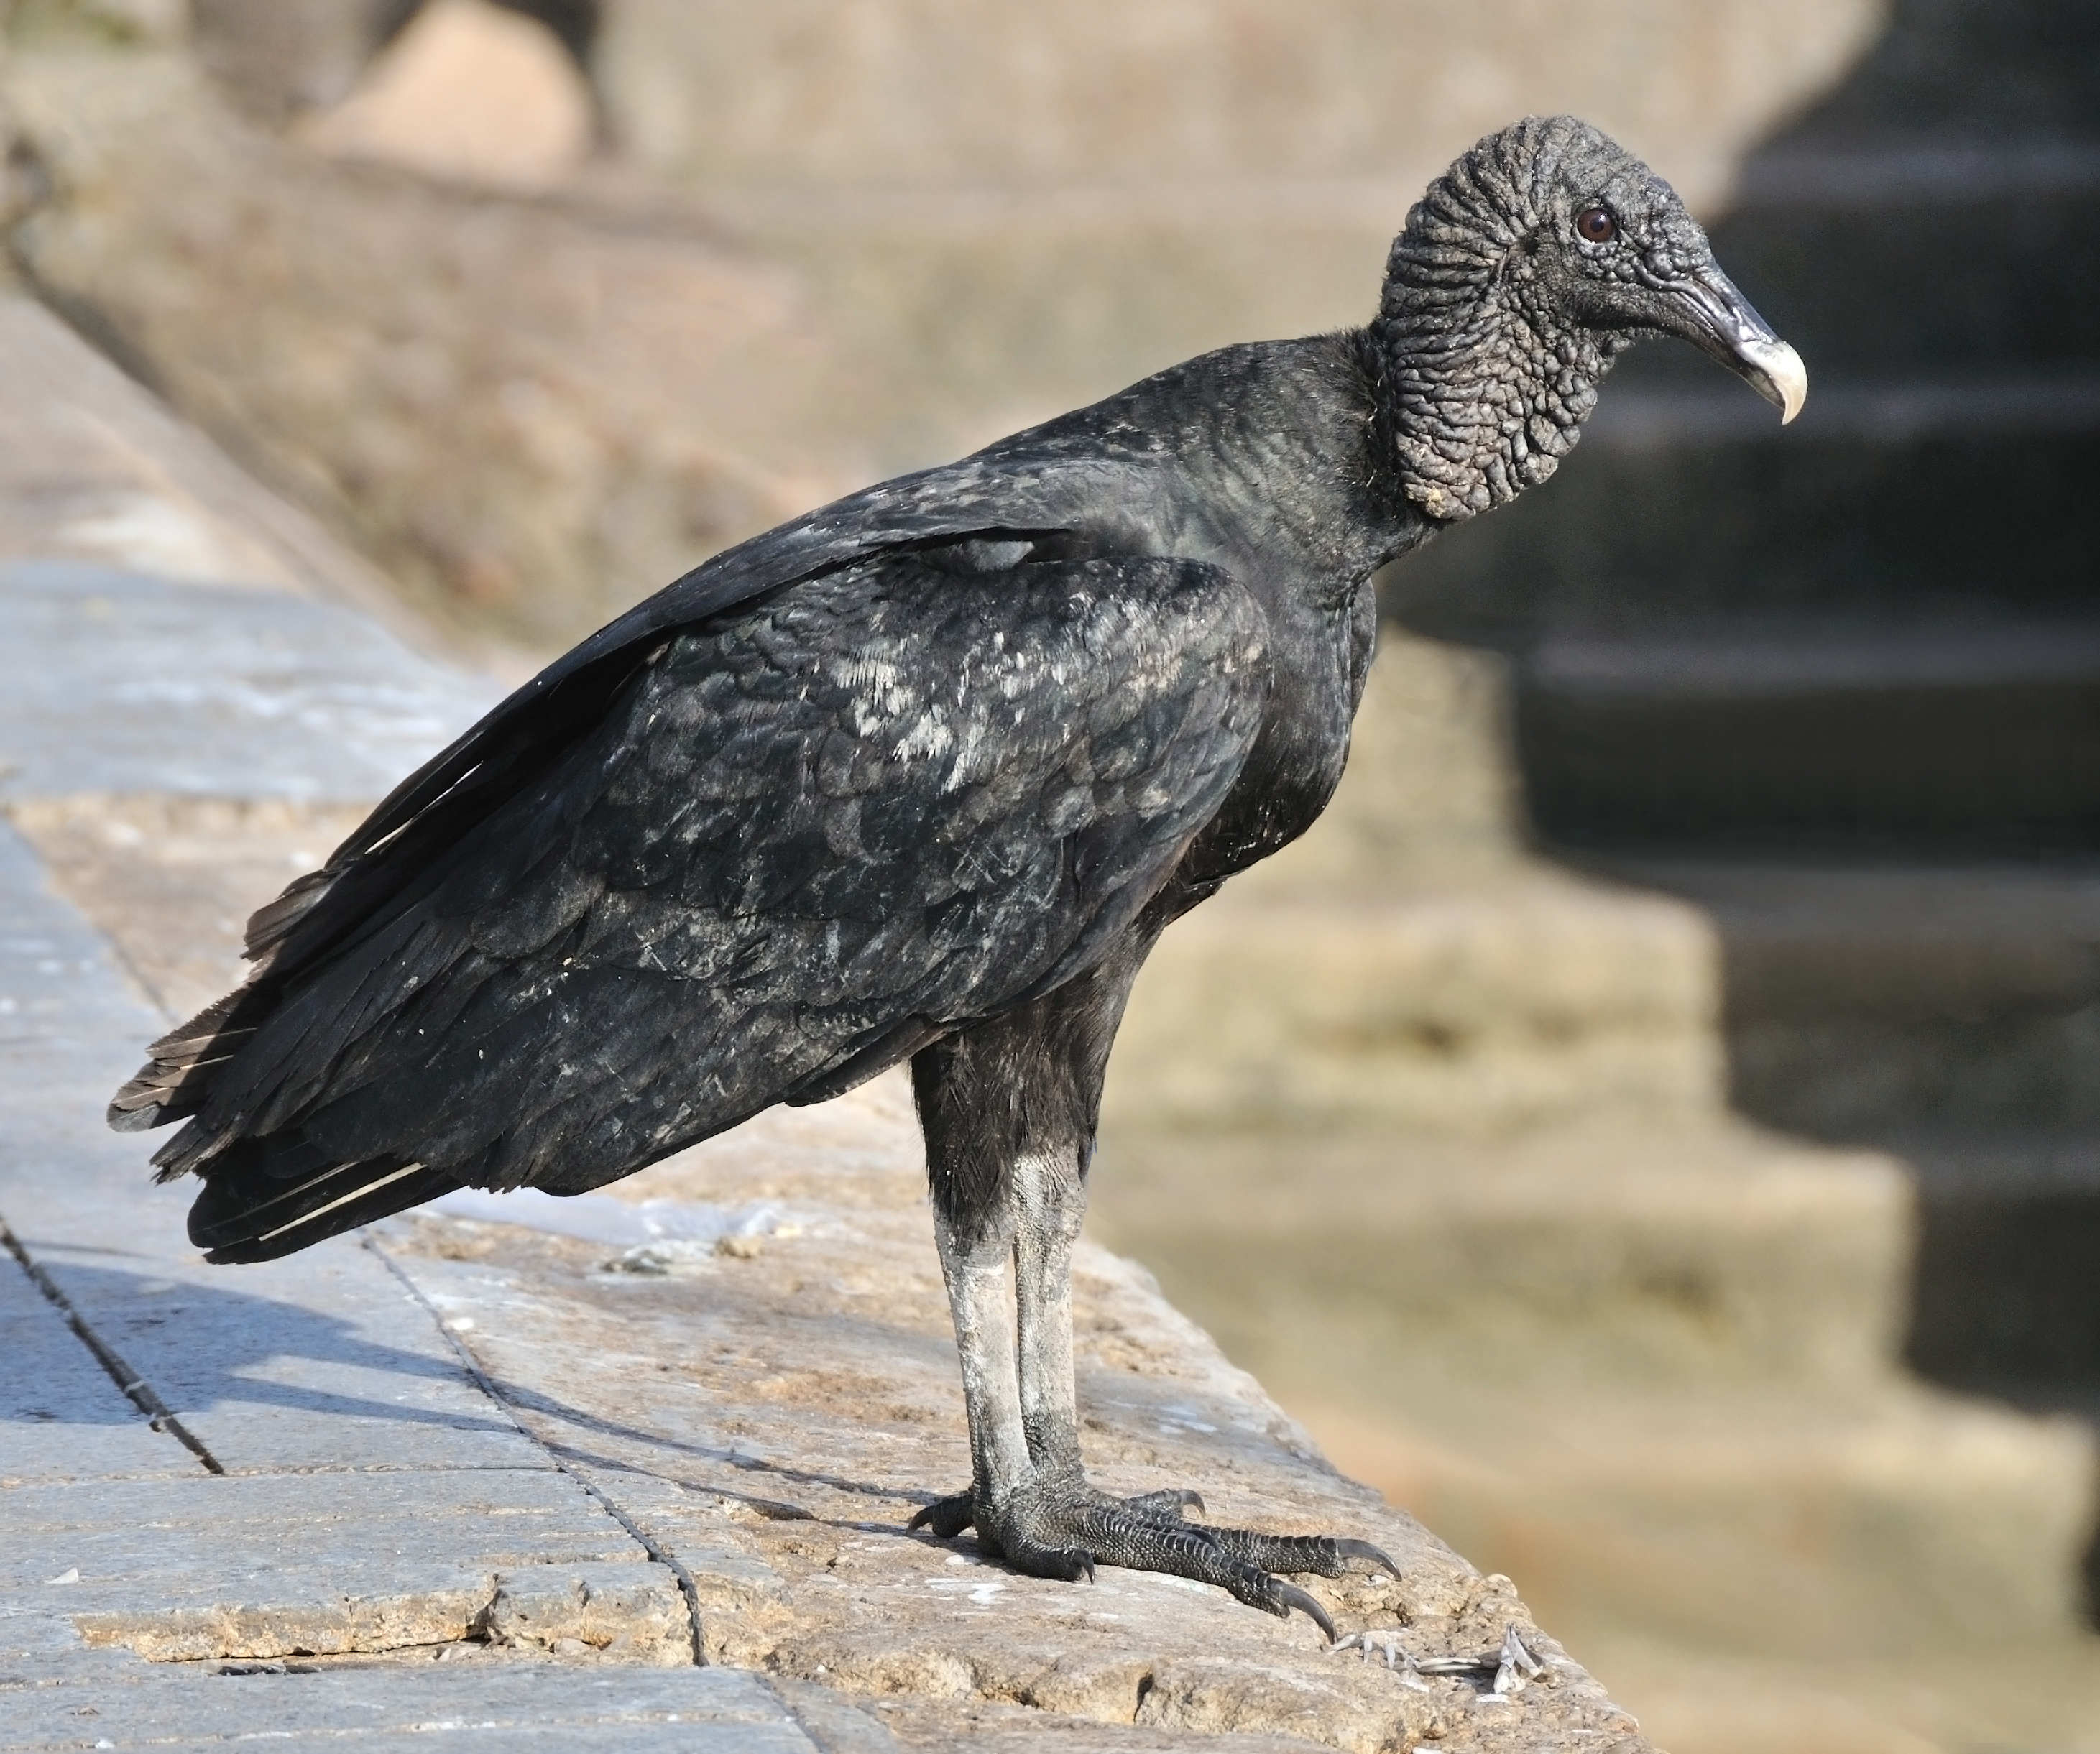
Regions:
[[1372, 114, 1807, 522]]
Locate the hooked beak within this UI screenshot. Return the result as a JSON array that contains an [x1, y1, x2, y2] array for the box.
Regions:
[[1670, 267, 1807, 425]]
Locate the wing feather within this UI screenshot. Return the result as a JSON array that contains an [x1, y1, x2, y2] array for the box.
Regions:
[[131, 549, 1267, 1256]]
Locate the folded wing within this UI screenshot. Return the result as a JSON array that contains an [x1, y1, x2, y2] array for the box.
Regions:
[[119, 549, 1267, 1262]]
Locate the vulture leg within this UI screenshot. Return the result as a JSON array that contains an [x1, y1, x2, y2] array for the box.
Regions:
[[908, 931, 1401, 1635]]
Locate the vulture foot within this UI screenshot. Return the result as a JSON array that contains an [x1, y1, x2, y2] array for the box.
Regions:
[[908, 1474, 1399, 1638]]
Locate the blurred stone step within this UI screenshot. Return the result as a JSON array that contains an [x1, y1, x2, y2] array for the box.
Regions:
[[1512, 619, 2100, 854], [1098, 1112, 2100, 1398], [1887, 1130, 2100, 1385], [1296, 1373, 2098, 1658], [1597, 859, 2100, 1137], [1389, 378, 2100, 632], [1091, 1121, 2100, 1657], [1090, 1122, 2100, 1649], [1711, 144, 2100, 369], [1090, 1120, 1911, 1387], [1113, 844, 2100, 1138], [585, 3, 1894, 457], [1102, 865, 1724, 1137], [1551, 1627, 2100, 1754]]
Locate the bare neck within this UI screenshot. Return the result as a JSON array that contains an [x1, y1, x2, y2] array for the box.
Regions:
[[1363, 233, 1624, 524]]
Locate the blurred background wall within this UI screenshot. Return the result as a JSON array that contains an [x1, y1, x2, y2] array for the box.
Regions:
[[0, 0, 1887, 651], [3, 4, 2099, 1750]]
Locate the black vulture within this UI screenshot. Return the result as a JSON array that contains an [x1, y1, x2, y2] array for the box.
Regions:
[[111, 116, 1803, 1636]]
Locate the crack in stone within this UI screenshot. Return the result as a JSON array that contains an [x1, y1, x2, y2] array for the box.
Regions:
[[1, 1210, 224, 1474], [364, 1233, 708, 1666]]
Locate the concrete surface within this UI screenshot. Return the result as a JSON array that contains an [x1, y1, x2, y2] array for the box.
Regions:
[[0, 300, 1648, 1747]]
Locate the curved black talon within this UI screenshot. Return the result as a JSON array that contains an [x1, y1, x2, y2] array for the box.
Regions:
[[1331, 1537, 1402, 1581], [1269, 1579, 1338, 1642]]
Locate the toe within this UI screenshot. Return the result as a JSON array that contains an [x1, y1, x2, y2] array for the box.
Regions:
[[908, 1490, 977, 1539], [1201, 1528, 1400, 1580], [1122, 1487, 1205, 1518]]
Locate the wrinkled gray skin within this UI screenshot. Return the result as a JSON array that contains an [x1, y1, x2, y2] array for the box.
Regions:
[[1371, 120, 1800, 530], [111, 116, 1800, 1638]]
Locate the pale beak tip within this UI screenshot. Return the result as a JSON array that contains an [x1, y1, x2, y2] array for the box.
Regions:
[[1778, 371, 1806, 425], [1747, 337, 1808, 426]]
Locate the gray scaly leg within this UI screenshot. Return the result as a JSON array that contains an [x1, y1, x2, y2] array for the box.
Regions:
[[908, 932, 1399, 1638]]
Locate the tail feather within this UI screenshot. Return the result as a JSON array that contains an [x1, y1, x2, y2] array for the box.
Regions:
[[187, 1140, 461, 1264], [109, 854, 354, 1136], [244, 866, 339, 961], [107, 987, 264, 1132]]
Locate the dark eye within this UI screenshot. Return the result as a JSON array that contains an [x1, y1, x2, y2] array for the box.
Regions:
[[1575, 205, 1617, 244]]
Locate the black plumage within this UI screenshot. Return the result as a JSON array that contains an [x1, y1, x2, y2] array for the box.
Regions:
[[111, 116, 1802, 1633]]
